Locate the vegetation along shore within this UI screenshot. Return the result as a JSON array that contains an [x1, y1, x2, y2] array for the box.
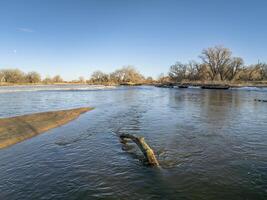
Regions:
[[1, 46, 267, 87]]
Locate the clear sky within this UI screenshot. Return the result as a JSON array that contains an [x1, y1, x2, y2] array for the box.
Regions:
[[0, 0, 267, 80]]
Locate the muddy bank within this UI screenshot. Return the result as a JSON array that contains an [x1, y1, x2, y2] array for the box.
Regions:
[[155, 82, 267, 89], [0, 107, 93, 149]]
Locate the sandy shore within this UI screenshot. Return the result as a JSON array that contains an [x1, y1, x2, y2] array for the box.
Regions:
[[0, 107, 93, 149]]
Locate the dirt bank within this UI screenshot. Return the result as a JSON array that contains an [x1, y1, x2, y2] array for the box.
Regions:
[[0, 107, 93, 149]]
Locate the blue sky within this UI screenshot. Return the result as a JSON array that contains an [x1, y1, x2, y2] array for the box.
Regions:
[[0, 0, 267, 80]]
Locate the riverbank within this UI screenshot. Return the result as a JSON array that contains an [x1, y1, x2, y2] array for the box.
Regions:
[[0, 82, 87, 86], [0, 82, 140, 87], [0, 107, 93, 149], [1, 81, 267, 90], [155, 81, 267, 89]]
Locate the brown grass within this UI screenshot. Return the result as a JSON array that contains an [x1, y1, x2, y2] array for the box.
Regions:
[[0, 107, 93, 149]]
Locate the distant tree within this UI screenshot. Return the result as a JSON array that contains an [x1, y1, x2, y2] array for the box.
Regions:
[[258, 62, 267, 80], [0, 69, 25, 83], [196, 45, 247, 81], [110, 66, 144, 83], [200, 46, 232, 81], [90, 70, 109, 83], [237, 65, 262, 81], [43, 76, 53, 84], [25, 71, 41, 83], [186, 61, 202, 81], [0, 71, 4, 82], [168, 62, 187, 82], [157, 73, 164, 83], [52, 75, 63, 83], [224, 57, 244, 81], [193, 63, 211, 81], [145, 76, 154, 83], [78, 76, 85, 83], [157, 73, 170, 84]]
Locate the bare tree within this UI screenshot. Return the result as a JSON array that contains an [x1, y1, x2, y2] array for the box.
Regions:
[[52, 75, 63, 83], [200, 46, 232, 81], [78, 76, 85, 83], [258, 62, 267, 80], [238, 65, 262, 81], [0, 69, 25, 83], [186, 61, 201, 81], [25, 71, 41, 83], [194, 63, 211, 81], [90, 70, 109, 83], [224, 57, 244, 81], [168, 62, 187, 82], [43, 76, 52, 84], [145, 76, 154, 84], [0, 71, 4, 82], [110, 66, 144, 83], [157, 73, 166, 84]]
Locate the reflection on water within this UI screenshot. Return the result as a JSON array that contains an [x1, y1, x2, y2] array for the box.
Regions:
[[0, 86, 266, 200]]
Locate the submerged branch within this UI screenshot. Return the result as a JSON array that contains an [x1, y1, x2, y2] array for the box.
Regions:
[[120, 133, 159, 167]]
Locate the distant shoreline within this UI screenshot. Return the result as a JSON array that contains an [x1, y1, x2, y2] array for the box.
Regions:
[[0, 82, 88, 87], [0, 82, 142, 87], [1, 81, 267, 88], [154, 81, 267, 88]]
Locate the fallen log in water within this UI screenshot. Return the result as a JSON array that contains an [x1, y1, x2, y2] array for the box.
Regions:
[[178, 85, 189, 88], [0, 107, 93, 149], [255, 99, 267, 102], [120, 133, 159, 167], [201, 84, 230, 89]]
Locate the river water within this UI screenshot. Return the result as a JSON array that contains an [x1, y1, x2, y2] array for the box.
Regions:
[[0, 85, 266, 200]]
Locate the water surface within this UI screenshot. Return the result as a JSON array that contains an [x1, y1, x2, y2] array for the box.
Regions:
[[0, 86, 266, 200]]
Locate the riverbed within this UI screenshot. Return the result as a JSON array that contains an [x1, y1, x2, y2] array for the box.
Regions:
[[0, 85, 266, 200]]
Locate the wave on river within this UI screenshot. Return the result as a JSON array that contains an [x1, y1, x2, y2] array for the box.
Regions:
[[0, 84, 116, 93]]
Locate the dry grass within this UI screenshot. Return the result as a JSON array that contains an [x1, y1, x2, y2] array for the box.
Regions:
[[0, 107, 93, 149]]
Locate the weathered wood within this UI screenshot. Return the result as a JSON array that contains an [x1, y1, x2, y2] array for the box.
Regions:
[[201, 84, 230, 89], [120, 133, 159, 167]]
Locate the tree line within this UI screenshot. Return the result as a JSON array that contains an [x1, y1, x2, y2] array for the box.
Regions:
[[0, 69, 64, 84], [0, 66, 152, 85], [167, 46, 267, 83], [1, 46, 266, 85], [88, 66, 153, 84]]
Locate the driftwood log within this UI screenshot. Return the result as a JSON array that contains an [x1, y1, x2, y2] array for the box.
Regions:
[[120, 133, 159, 167], [255, 99, 267, 102]]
